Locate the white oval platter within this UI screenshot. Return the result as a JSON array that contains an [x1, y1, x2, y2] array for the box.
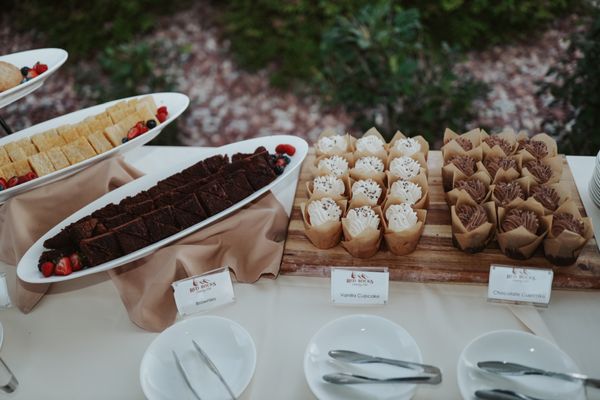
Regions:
[[0, 92, 190, 203], [0, 48, 69, 109], [17, 134, 308, 283]]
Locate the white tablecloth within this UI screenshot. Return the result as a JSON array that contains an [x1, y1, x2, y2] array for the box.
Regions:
[[1, 146, 599, 400]]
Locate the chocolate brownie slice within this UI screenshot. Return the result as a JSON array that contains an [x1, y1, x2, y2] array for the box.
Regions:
[[222, 170, 254, 203], [232, 146, 272, 166], [172, 194, 207, 228], [153, 191, 178, 208], [43, 225, 74, 249], [142, 206, 181, 242], [122, 199, 155, 216], [70, 217, 100, 243], [79, 232, 122, 267], [244, 157, 277, 190], [180, 161, 211, 180], [195, 181, 233, 215], [202, 154, 230, 173], [120, 191, 152, 207], [113, 218, 151, 254], [102, 213, 135, 229], [91, 203, 123, 219]]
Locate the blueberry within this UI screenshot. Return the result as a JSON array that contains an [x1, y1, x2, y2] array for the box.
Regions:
[[274, 166, 284, 175], [270, 154, 278, 162], [282, 155, 291, 165], [146, 119, 157, 129], [20, 67, 29, 77], [122, 138, 128, 143]]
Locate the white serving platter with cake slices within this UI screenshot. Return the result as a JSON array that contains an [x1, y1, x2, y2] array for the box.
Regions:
[[0, 48, 69, 109], [0, 92, 189, 203], [17, 134, 308, 284]]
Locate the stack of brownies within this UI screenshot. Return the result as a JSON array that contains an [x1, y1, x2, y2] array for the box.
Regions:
[[39, 146, 278, 270]]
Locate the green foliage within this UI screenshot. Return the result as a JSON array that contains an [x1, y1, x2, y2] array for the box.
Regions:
[[538, 14, 600, 156], [220, 0, 581, 86], [7, 0, 188, 59], [405, 0, 581, 49], [318, 3, 487, 142]]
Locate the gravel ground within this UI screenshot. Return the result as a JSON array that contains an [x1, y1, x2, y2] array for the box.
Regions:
[[0, 5, 581, 146]]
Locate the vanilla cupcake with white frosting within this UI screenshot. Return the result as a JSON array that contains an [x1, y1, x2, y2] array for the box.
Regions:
[[301, 197, 347, 249], [388, 156, 423, 183], [341, 205, 383, 258], [350, 156, 386, 183], [307, 198, 342, 227], [385, 203, 418, 233], [388, 130, 430, 160], [315, 128, 353, 157], [350, 178, 383, 206], [354, 127, 388, 159], [309, 175, 346, 199], [389, 180, 422, 205], [383, 203, 427, 256], [317, 155, 350, 177]]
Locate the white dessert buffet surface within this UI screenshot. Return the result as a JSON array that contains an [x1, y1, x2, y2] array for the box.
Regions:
[[0, 146, 599, 400]]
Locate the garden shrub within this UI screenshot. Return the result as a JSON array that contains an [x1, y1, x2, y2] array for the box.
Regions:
[[318, 3, 487, 142], [7, 0, 189, 59], [538, 13, 600, 156]]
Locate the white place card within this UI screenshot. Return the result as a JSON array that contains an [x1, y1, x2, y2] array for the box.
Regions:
[[488, 264, 553, 306], [0, 273, 11, 309], [172, 267, 235, 316], [331, 267, 389, 305]]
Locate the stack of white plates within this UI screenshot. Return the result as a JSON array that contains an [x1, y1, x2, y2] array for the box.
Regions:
[[589, 150, 600, 208]]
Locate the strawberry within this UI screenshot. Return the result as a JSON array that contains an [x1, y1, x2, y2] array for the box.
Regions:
[[40, 261, 55, 277], [157, 106, 168, 114], [7, 176, 19, 188], [33, 62, 48, 74], [55, 256, 72, 276], [127, 126, 141, 140], [0, 177, 6, 191], [156, 112, 168, 123], [275, 144, 296, 156], [70, 253, 82, 271], [26, 171, 38, 180]]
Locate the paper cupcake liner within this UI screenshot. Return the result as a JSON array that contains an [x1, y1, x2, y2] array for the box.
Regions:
[[313, 153, 355, 178], [517, 155, 563, 185], [382, 209, 427, 256], [443, 127, 483, 148], [527, 181, 571, 215], [341, 205, 383, 258], [348, 177, 387, 209], [353, 127, 388, 159], [387, 131, 430, 160], [480, 129, 518, 158], [446, 171, 491, 206], [489, 177, 529, 209], [442, 161, 487, 193], [542, 200, 594, 266], [315, 128, 355, 157], [306, 175, 351, 201], [450, 195, 496, 253], [517, 133, 558, 160], [496, 198, 549, 259], [349, 154, 388, 185], [385, 173, 430, 210], [301, 199, 348, 249]]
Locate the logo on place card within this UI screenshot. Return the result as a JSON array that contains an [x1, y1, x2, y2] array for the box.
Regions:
[[331, 268, 388, 305]]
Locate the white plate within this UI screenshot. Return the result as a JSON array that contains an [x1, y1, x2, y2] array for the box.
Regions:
[[0, 321, 3, 350], [304, 314, 423, 400], [457, 330, 584, 400], [0, 48, 68, 109], [0, 92, 189, 203], [140, 316, 256, 400], [17, 134, 308, 283]]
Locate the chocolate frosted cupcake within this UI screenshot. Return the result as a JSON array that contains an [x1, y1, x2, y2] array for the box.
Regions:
[[530, 184, 562, 212], [501, 209, 540, 234], [517, 133, 558, 160], [543, 200, 593, 266], [483, 136, 513, 156], [524, 160, 553, 184], [491, 181, 526, 207], [455, 179, 488, 203], [496, 198, 548, 259], [450, 194, 496, 253], [523, 140, 548, 160], [483, 157, 520, 182], [448, 155, 476, 176], [442, 154, 485, 192], [454, 136, 473, 151]]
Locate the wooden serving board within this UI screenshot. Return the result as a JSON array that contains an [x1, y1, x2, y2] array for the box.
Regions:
[[281, 150, 600, 289]]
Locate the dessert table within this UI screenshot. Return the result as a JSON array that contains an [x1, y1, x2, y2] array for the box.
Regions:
[[0, 145, 599, 400]]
